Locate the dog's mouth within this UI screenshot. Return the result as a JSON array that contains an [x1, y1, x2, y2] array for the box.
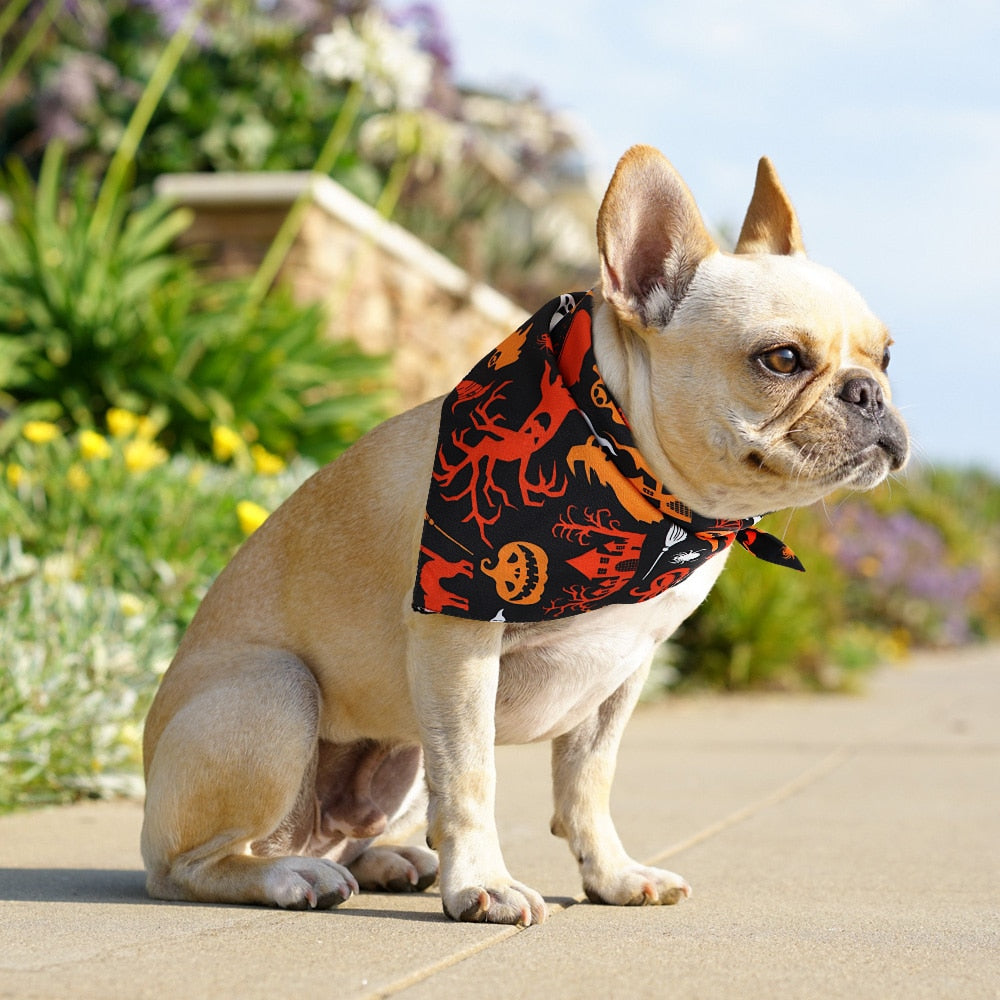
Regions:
[[745, 429, 909, 495]]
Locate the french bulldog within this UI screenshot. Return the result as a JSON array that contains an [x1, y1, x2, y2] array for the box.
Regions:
[[141, 145, 908, 925]]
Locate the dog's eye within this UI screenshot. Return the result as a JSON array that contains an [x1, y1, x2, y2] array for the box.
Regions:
[[881, 347, 891, 371], [759, 347, 802, 376]]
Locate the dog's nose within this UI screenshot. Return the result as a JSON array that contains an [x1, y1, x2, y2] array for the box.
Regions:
[[838, 376, 885, 420]]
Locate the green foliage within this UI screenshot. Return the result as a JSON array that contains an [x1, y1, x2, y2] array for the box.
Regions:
[[1, 540, 174, 809], [103, 5, 375, 185], [139, 274, 392, 463], [669, 469, 999, 691], [0, 144, 194, 427], [0, 144, 392, 464], [0, 417, 315, 811]]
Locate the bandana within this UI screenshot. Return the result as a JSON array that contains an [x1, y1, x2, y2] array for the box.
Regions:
[[412, 291, 803, 623]]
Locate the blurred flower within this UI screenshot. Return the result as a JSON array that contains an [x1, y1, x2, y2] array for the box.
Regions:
[[107, 407, 140, 439], [236, 499, 269, 535], [360, 107, 461, 180], [79, 429, 112, 461], [390, 3, 453, 69], [23, 420, 61, 444], [67, 463, 91, 492], [5, 464, 25, 489], [136, 414, 161, 441], [212, 424, 244, 463], [42, 553, 76, 582], [118, 593, 145, 618], [306, 11, 434, 110], [36, 52, 119, 146], [124, 439, 168, 473], [136, 0, 210, 45], [250, 444, 285, 476], [829, 505, 982, 646]]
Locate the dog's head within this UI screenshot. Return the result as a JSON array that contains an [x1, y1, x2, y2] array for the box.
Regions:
[[594, 145, 909, 518]]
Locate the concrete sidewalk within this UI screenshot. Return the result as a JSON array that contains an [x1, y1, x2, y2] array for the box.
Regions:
[[2, 646, 998, 1000]]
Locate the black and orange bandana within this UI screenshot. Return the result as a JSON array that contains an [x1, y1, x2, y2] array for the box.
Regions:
[[412, 291, 803, 623]]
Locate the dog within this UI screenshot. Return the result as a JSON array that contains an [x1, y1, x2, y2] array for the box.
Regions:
[[141, 146, 909, 925]]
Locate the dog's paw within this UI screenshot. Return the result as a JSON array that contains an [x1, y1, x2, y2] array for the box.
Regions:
[[444, 879, 547, 927], [584, 863, 691, 907], [348, 845, 438, 893], [262, 857, 358, 910]]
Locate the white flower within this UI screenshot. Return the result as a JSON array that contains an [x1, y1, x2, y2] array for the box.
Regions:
[[359, 108, 462, 178], [306, 11, 434, 111]]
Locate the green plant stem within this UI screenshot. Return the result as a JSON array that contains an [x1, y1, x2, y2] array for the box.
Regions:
[[374, 155, 413, 219], [242, 79, 365, 320], [86, 0, 205, 249], [0, 0, 33, 48], [0, 0, 61, 99]]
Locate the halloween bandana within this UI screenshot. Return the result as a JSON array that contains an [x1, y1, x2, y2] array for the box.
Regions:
[[412, 290, 803, 623]]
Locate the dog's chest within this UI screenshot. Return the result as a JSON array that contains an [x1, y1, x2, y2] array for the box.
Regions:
[[492, 555, 727, 743]]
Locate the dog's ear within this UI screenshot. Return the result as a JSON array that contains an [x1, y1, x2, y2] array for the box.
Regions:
[[734, 157, 805, 256], [597, 145, 716, 330]]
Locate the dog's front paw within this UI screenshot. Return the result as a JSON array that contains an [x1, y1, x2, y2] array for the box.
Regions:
[[262, 857, 359, 910], [444, 879, 547, 926], [584, 863, 691, 907]]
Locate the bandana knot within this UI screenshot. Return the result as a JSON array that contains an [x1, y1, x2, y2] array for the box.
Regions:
[[413, 291, 803, 623]]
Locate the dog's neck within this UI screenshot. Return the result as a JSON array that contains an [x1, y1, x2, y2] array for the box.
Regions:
[[590, 294, 709, 512]]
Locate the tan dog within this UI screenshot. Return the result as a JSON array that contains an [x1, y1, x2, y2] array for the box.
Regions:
[[141, 146, 908, 925]]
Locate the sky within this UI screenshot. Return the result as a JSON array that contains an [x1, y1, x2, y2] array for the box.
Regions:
[[428, 0, 1000, 473]]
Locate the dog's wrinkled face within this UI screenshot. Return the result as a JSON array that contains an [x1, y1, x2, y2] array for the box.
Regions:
[[652, 251, 909, 514], [596, 147, 909, 518]]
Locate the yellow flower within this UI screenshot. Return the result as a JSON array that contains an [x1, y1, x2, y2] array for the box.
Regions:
[[106, 407, 140, 439], [23, 420, 61, 444], [236, 500, 269, 535], [212, 424, 244, 463], [5, 463, 25, 489], [250, 443, 286, 476], [136, 415, 159, 441], [79, 429, 112, 461], [124, 438, 168, 473], [67, 463, 91, 492], [118, 593, 145, 618]]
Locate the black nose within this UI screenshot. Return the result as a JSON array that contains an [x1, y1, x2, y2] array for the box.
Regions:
[[839, 376, 885, 420]]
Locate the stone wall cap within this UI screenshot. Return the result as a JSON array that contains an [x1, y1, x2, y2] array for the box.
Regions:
[[154, 171, 528, 330]]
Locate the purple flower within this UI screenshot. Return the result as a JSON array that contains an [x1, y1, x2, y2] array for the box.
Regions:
[[389, 3, 453, 68], [134, 0, 196, 34], [829, 504, 982, 645], [36, 53, 120, 146]]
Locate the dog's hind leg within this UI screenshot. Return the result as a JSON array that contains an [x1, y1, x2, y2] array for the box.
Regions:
[[334, 745, 438, 892], [141, 648, 358, 909]]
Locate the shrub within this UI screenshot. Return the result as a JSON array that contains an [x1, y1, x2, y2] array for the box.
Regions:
[[0, 144, 194, 428], [0, 143, 392, 464], [0, 539, 175, 808], [0, 412, 316, 811], [668, 469, 998, 691]]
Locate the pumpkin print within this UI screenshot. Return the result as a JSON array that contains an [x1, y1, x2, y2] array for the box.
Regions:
[[481, 541, 549, 604]]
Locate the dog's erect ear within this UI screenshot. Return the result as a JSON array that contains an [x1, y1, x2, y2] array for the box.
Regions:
[[597, 145, 717, 330], [734, 157, 805, 256]]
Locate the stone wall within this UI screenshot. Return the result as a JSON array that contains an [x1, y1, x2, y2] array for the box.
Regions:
[[154, 172, 529, 410]]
